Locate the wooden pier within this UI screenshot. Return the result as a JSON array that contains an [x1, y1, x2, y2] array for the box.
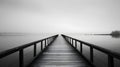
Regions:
[[0, 34, 120, 67], [29, 36, 91, 67]]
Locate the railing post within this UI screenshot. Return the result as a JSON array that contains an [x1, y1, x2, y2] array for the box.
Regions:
[[72, 39, 74, 46], [19, 49, 24, 67], [45, 39, 47, 47], [70, 38, 71, 44], [41, 41, 43, 51], [90, 46, 93, 63], [75, 40, 77, 48], [80, 42, 82, 54], [68, 37, 70, 43], [34, 43, 37, 57], [108, 55, 114, 67], [71, 38, 72, 44], [49, 38, 51, 44]]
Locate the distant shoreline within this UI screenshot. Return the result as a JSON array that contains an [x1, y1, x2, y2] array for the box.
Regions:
[[92, 33, 120, 38], [93, 34, 110, 35]]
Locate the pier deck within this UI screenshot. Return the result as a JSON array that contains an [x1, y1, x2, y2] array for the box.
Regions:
[[29, 36, 91, 67]]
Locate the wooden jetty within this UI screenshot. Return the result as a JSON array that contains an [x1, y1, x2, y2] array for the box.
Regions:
[[29, 36, 91, 67], [0, 34, 120, 67]]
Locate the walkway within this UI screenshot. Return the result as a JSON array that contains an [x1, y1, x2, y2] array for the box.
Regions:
[[30, 36, 91, 67]]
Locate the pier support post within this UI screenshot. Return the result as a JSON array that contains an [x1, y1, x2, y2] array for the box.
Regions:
[[19, 49, 24, 67], [108, 55, 114, 67], [90, 46, 93, 63], [34, 43, 37, 57], [41, 41, 43, 51], [80, 42, 82, 54], [75, 41, 77, 48]]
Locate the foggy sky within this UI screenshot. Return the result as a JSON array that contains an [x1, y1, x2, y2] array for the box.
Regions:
[[0, 0, 120, 33]]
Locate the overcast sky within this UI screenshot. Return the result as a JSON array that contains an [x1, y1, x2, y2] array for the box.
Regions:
[[0, 0, 120, 33]]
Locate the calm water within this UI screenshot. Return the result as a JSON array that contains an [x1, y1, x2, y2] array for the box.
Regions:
[[0, 34, 55, 67], [67, 34, 120, 67], [0, 34, 120, 67], [67, 34, 120, 53]]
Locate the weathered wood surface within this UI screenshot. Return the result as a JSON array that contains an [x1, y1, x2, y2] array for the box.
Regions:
[[30, 36, 91, 67]]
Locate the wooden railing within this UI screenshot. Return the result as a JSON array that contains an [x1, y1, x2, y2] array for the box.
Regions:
[[0, 35, 58, 67], [62, 34, 120, 67]]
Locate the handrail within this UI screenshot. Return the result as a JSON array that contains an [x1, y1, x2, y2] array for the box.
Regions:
[[62, 34, 120, 67], [0, 34, 58, 67]]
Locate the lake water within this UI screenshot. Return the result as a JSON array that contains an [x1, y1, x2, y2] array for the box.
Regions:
[[0, 34, 55, 67], [67, 34, 120, 67], [67, 34, 120, 53], [0, 34, 120, 67], [0, 34, 55, 51]]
